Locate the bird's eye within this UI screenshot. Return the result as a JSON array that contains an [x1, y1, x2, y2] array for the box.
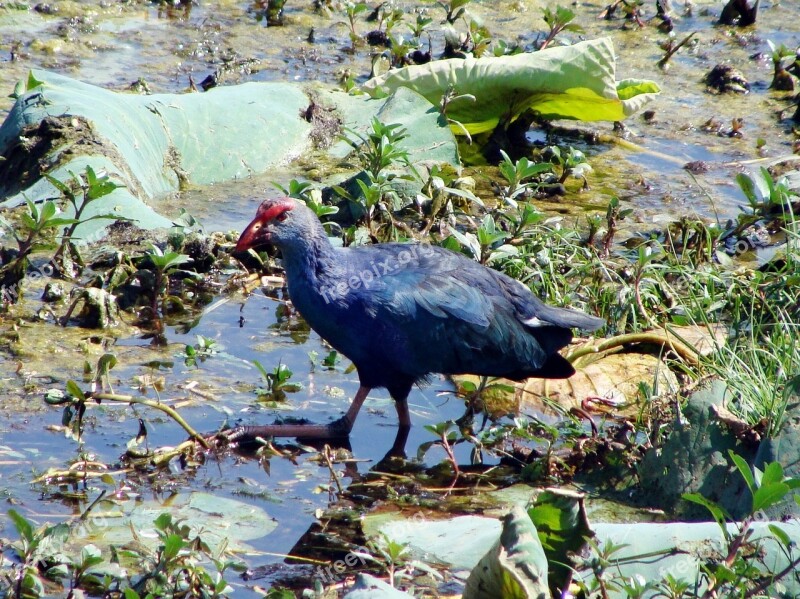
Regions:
[[275, 211, 288, 222]]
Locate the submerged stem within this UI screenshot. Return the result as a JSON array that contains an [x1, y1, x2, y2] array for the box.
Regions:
[[89, 392, 210, 448]]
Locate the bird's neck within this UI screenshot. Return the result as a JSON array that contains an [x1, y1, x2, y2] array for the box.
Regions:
[[279, 224, 340, 288]]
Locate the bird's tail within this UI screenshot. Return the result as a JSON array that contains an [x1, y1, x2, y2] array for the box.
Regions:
[[503, 274, 605, 332], [525, 301, 605, 332]]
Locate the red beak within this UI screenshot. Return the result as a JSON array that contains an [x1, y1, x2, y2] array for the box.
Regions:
[[235, 198, 294, 253], [234, 217, 266, 253]]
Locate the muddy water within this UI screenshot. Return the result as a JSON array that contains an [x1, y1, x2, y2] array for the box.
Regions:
[[1, 0, 799, 595]]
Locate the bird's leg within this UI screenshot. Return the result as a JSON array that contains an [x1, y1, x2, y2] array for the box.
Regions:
[[381, 394, 412, 458], [395, 397, 411, 428], [382, 425, 411, 461], [220, 386, 371, 442]]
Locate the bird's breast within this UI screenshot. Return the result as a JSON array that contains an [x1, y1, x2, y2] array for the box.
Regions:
[[285, 272, 374, 359]]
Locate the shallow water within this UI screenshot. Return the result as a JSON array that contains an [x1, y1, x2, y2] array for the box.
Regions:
[[0, 275, 471, 594]]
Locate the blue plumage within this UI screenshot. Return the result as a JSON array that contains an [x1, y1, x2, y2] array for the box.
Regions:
[[235, 197, 604, 437]]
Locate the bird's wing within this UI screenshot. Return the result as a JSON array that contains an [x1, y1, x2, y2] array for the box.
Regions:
[[351, 244, 602, 331], [388, 270, 493, 326], [352, 245, 494, 327], [342, 244, 590, 379]]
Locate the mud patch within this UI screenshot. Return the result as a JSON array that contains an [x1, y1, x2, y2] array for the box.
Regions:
[[302, 90, 343, 150], [0, 115, 82, 197], [0, 114, 142, 200]]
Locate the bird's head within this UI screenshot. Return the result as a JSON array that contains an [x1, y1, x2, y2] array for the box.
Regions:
[[235, 197, 311, 253]]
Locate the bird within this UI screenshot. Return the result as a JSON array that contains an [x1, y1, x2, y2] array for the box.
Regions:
[[231, 197, 604, 440]]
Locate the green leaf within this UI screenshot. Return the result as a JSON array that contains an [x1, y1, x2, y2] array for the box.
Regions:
[[44, 389, 68, 405], [488, 383, 515, 394], [44, 217, 80, 228], [761, 461, 785, 487], [24, 198, 39, 222], [768, 523, 792, 548], [252, 360, 270, 384], [87, 178, 124, 201], [97, 353, 118, 376], [527, 489, 592, 590], [463, 505, 550, 598], [424, 421, 453, 436], [444, 185, 484, 207], [735, 173, 759, 205], [162, 533, 185, 560], [66, 380, 86, 401], [44, 174, 74, 197], [0, 214, 15, 236], [62, 405, 73, 427], [752, 482, 789, 513], [80, 544, 104, 568], [416, 440, 438, 461], [10, 79, 25, 99], [81, 213, 129, 225], [27, 71, 45, 90], [460, 380, 477, 393], [682, 493, 730, 538], [44, 522, 70, 543], [147, 247, 192, 271], [785, 478, 800, 490], [449, 229, 480, 259], [45, 563, 70, 580], [332, 185, 354, 202], [153, 512, 173, 530], [38, 200, 57, 224], [728, 450, 755, 495], [315, 204, 339, 217], [7, 509, 34, 542], [761, 166, 777, 203], [322, 350, 339, 367]]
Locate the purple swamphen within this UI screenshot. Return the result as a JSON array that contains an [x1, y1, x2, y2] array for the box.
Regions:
[[233, 197, 604, 439]]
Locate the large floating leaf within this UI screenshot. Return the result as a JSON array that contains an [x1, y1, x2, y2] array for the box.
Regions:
[[463, 505, 549, 599], [528, 489, 592, 593], [456, 350, 679, 419], [74, 492, 276, 557], [578, 520, 800, 596], [521, 352, 679, 416], [0, 72, 312, 238], [457, 324, 723, 418], [755, 397, 800, 518], [0, 72, 313, 199], [0, 72, 458, 241], [327, 87, 459, 167], [362, 38, 660, 135], [639, 379, 752, 518], [366, 514, 502, 570], [365, 501, 800, 597]]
